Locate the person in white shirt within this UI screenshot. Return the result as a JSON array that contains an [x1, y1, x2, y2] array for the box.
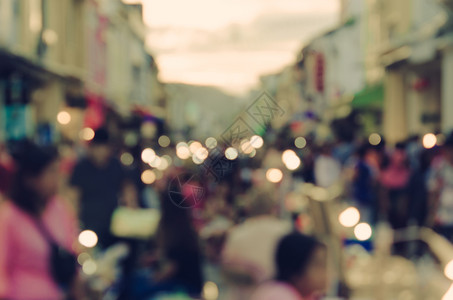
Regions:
[[315, 145, 342, 188], [221, 188, 291, 300]]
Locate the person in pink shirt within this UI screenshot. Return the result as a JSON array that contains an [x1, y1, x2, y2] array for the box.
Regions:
[[0, 141, 80, 300], [251, 232, 327, 300]]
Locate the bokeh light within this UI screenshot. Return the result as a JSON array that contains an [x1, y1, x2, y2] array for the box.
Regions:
[[339, 207, 360, 227], [176, 144, 191, 159], [444, 260, 453, 280], [77, 252, 91, 265], [285, 155, 301, 170], [141, 169, 156, 184], [282, 149, 301, 170], [294, 137, 307, 149], [78, 230, 98, 248], [120, 152, 134, 166], [176, 142, 188, 149], [82, 259, 97, 275], [282, 149, 296, 163], [189, 141, 203, 154], [241, 140, 254, 154], [149, 156, 162, 168], [192, 154, 204, 165], [141, 148, 156, 164], [266, 168, 283, 183], [250, 135, 264, 149], [158, 135, 171, 147], [225, 147, 238, 160], [57, 111, 71, 125], [354, 223, 372, 241], [205, 137, 217, 149], [423, 133, 437, 149], [80, 128, 95, 141], [369, 133, 382, 146], [195, 147, 209, 160], [443, 283, 453, 300], [202, 281, 219, 300], [162, 155, 173, 165], [156, 157, 169, 170], [124, 132, 138, 147]]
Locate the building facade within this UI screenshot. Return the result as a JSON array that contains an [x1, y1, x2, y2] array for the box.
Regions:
[[0, 0, 165, 145]]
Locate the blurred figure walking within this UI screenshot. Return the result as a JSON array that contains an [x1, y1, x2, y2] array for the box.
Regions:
[[133, 178, 204, 299], [68, 127, 136, 249], [0, 141, 80, 300], [251, 232, 327, 300]]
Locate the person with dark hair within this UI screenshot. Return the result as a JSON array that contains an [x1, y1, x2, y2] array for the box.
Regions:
[[133, 173, 204, 299], [68, 127, 136, 249], [0, 141, 80, 300], [251, 232, 327, 300], [352, 143, 377, 224], [153, 187, 204, 296]]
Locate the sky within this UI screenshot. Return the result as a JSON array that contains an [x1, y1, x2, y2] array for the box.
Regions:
[[138, 0, 339, 95]]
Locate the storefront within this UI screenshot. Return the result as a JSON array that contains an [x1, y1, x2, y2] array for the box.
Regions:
[[0, 50, 84, 145]]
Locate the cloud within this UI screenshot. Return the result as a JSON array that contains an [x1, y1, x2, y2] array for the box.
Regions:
[[148, 11, 337, 53], [144, 0, 339, 94]]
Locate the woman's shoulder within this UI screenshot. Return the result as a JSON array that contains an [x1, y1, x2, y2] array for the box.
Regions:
[[47, 196, 76, 218], [0, 200, 21, 224]]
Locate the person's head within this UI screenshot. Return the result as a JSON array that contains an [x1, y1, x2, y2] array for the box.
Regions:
[[276, 232, 327, 298], [356, 143, 370, 160], [158, 174, 200, 244], [89, 128, 111, 166], [246, 187, 277, 217], [444, 132, 453, 164], [10, 141, 59, 216]]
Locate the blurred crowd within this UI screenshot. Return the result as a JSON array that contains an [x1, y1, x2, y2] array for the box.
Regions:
[[0, 128, 452, 300]]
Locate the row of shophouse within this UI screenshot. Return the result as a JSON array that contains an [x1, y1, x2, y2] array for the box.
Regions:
[[0, 0, 166, 145], [264, 0, 453, 145]]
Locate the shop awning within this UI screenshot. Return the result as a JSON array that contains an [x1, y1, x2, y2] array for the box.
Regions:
[[351, 84, 384, 108]]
